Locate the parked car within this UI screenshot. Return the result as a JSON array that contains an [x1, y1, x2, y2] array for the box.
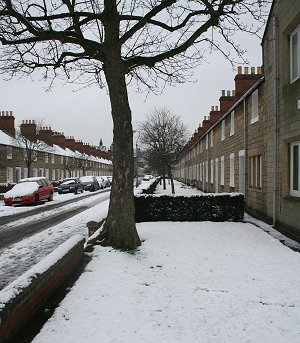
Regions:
[[95, 176, 106, 189], [4, 177, 54, 206], [57, 178, 84, 195], [102, 176, 111, 187], [107, 176, 113, 185], [79, 176, 100, 191]]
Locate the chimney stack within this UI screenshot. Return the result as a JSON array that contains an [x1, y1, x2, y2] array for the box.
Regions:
[[219, 89, 236, 113], [234, 66, 263, 99], [20, 120, 37, 141], [65, 136, 76, 152], [0, 111, 15, 137], [52, 132, 66, 149], [39, 127, 53, 146], [75, 140, 84, 153]]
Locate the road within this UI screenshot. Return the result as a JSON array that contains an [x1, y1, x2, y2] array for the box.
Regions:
[[0, 189, 110, 290], [0, 189, 110, 249]]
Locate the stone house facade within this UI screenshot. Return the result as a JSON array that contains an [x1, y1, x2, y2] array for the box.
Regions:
[[174, 0, 300, 241], [0, 112, 113, 184]]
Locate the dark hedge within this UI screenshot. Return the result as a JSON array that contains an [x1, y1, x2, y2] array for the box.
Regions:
[[135, 194, 244, 222]]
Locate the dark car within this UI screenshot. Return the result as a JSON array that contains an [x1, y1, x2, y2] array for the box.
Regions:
[[57, 178, 84, 195], [79, 175, 100, 191], [4, 177, 54, 206]]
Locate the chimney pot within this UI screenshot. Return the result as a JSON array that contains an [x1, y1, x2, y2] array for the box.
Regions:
[[251, 67, 255, 74], [244, 67, 249, 74], [227, 90, 231, 96], [237, 66, 242, 74], [221, 90, 226, 96]]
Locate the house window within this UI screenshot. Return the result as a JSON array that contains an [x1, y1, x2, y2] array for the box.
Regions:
[[220, 156, 225, 186], [230, 111, 235, 136], [251, 89, 259, 124], [205, 161, 208, 182], [52, 169, 56, 181], [45, 153, 49, 163], [290, 142, 300, 196], [61, 155, 64, 164], [210, 160, 214, 184], [290, 25, 300, 83], [7, 167, 13, 183], [229, 153, 235, 188], [200, 140, 203, 153], [210, 130, 214, 147], [45, 169, 49, 178], [33, 151, 37, 162], [205, 135, 208, 150], [51, 154, 55, 163], [7, 146, 12, 159], [200, 163, 202, 182], [38, 168, 44, 177], [23, 168, 28, 179], [250, 155, 262, 188], [221, 120, 225, 141], [15, 167, 22, 182], [33, 168, 38, 177]]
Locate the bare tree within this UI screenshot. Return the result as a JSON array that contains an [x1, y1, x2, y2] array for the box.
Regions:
[[139, 108, 189, 194], [0, 0, 269, 249], [14, 119, 51, 178]]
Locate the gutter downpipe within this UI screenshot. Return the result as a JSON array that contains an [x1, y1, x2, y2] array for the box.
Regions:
[[272, 16, 279, 226], [243, 98, 247, 204]]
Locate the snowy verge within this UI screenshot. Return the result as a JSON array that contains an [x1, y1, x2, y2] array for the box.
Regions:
[[0, 234, 85, 342]]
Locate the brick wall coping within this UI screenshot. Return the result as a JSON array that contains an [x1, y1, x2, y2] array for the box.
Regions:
[[0, 234, 84, 311]]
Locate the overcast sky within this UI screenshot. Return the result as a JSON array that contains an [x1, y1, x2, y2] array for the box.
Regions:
[[0, 26, 264, 150]]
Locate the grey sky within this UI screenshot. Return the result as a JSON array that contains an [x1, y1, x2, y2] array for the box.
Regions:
[[0, 29, 263, 150]]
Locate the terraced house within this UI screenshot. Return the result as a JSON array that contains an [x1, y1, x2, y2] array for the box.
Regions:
[[0, 112, 112, 184], [174, 0, 300, 241]]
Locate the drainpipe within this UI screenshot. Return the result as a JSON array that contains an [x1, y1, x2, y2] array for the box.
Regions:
[[243, 98, 247, 202], [272, 16, 279, 226]]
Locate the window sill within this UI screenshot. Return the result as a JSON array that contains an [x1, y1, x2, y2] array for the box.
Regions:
[[284, 195, 300, 203], [250, 116, 259, 125]]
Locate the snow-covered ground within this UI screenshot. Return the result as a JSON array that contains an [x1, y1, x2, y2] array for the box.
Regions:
[[30, 180, 300, 343], [0, 191, 110, 289]]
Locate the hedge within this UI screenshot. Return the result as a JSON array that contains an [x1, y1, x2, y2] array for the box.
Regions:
[[135, 193, 244, 222]]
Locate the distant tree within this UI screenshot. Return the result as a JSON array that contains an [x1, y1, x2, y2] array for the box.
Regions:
[[139, 108, 188, 194], [64, 156, 78, 178], [0, 0, 269, 249], [75, 152, 92, 176], [14, 119, 51, 178]]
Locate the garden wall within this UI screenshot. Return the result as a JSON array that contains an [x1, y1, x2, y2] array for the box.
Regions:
[[0, 235, 85, 343]]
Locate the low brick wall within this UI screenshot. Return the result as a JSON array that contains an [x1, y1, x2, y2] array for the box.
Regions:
[[0, 235, 85, 343]]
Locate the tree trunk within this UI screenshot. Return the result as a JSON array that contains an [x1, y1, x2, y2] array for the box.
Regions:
[[99, 5, 141, 249], [101, 65, 141, 249], [162, 167, 166, 190], [169, 167, 175, 194]]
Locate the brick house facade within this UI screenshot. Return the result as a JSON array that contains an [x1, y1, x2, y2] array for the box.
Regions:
[[0, 112, 113, 184], [174, 0, 300, 241]]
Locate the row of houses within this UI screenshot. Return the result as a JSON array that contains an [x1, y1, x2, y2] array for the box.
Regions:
[[0, 113, 113, 184], [174, 0, 300, 241]]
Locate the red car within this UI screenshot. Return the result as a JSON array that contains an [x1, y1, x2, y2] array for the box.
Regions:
[[4, 177, 54, 206]]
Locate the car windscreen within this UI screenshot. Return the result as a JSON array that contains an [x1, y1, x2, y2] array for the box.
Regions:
[[61, 179, 76, 185]]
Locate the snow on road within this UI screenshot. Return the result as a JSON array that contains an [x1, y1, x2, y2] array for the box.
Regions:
[[0, 191, 109, 289]]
